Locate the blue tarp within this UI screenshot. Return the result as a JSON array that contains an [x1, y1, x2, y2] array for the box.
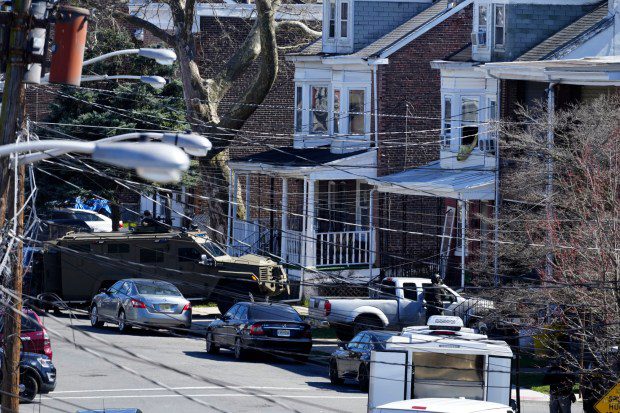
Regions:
[[73, 197, 111, 214]]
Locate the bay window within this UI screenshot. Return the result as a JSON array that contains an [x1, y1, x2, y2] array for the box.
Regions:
[[310, 86, 328, 134], [294, 83, 369, 138]]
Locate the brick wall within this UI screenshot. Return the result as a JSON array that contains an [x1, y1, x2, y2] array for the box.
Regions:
[[498, 3, 598, 61], [375, 5, 473, 279], [353, 0, 431, 51]]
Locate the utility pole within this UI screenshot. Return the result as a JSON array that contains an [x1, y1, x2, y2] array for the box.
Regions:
[[0, 0, 33, 410]]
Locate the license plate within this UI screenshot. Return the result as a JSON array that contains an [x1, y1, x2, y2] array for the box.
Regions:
[[159, 304, 172, 312], [276, 329, 290, 337]]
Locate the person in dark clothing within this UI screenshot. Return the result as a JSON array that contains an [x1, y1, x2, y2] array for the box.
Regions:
[[425, 274, 444, 323], [141, 210, 158, 227], [543, 360, 577, 413]]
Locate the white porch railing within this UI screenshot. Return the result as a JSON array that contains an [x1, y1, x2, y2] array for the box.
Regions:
[[230, 219, 277, 256], [282, 230, 303, 266], [316, 230, 371, 267]]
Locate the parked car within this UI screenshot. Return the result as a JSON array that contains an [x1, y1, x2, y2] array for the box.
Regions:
[[374, 399, 514, 413], [50, 208, 116, 232], [0, 349, 56, 403], [0, 309, 53, 360], [329, 330, 399, 391], [206, 302, 312, 361], [90, 279, 192, 333], [309, 277, 493, 340]]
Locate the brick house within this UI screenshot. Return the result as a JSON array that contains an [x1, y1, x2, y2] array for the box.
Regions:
[[226, 0, 475, 295], [372, 0, 619, 287]]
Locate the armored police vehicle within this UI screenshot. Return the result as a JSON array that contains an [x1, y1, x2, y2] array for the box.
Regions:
[[36, 227, 288, 313]]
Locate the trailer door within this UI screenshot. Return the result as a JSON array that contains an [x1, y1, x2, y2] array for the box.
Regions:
[[368, 350, 408, 413], [486, 355, 512, 404]]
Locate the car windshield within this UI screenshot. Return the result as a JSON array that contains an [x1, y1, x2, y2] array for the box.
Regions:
[[135, 282, 181, 296], [249, 305, 302, 322], [192, 235, 228, 257], [372, 332, 398, 349]]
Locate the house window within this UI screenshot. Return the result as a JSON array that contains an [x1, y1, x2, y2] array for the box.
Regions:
[[340, 2, 349, 38], [348, 90, 365, 134], [328, 0, 336, 38], [477, 5, 488, 47], [494, 5, 505, 48], [461, 98, 479, 146], [443, 96, 452, 147], [295, 86, 303, 133], [333, 89, 340, 134], [310, 86, 328, 134]]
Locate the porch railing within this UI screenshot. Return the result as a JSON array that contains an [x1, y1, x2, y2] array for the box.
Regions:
[[316, 230, 371, 267], [282, 230, 303, 266]]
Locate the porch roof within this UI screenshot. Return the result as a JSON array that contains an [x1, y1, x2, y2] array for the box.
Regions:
[[483, 56, 620, 86], [369, 161, 495, 201], [229, 147, 378, 180]]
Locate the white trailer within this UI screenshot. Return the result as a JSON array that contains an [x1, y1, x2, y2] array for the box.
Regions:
[[368, 316, 513, 413]]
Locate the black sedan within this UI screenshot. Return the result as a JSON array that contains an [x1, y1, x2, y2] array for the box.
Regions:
[[0, 349, 57, 403], [206, 302, 312, 361], [329, 330, 399, 392]]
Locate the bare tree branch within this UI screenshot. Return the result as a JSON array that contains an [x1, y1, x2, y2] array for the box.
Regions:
[[277, 20, 321, 38]]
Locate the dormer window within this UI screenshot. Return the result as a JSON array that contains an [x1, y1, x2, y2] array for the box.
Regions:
[[323, 0, 353, 53], [494, 5, 505, 48]]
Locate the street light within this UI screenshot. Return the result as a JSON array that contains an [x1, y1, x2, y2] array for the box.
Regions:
[[17, 132, 212, 164], [3, 140, 190, 183], [38, 74, 167, 89], [82, 48, 177, 67]]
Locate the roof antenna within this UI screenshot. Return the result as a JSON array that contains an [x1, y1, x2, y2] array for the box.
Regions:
[[248, 292, 254, 302]]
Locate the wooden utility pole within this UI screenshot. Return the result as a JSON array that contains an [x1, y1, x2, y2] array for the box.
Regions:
[[0, 0, 33, 411]]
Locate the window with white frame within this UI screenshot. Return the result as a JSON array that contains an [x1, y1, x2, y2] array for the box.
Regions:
[[494, 5, 505, 48], [295, 84, 369, 137], [475, 5, 488, 47], [325, 0, 351, 43], [310, 86, 328, 134], [478, 97, 497, 153], [461, 97, 479, 147], [442, 96, 452, 147], [295, 86, 303, 133]]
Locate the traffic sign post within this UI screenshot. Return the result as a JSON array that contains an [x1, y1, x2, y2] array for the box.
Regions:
[[595, 382, 620, 413]]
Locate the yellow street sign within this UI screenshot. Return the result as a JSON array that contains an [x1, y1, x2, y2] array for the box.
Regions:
[[595, 382, 620, 413]]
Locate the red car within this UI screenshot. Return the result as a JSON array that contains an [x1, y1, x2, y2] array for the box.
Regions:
[[0, 309, 53, 360]]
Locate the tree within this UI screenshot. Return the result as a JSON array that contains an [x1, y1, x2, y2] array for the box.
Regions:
[[87, 0, 320, 241], [476, 96, 620, 398], [36, 26, 196, 228]]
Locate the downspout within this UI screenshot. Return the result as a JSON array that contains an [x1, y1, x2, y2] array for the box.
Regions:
[[226, 169, 234, 251], [460, 196, 466, 289], [369, 188, 376, 272], [373, 65, 379, 149]]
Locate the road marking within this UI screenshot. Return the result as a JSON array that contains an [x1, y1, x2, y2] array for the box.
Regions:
[[42, 393, 367, 401], [52, 386, 318, 394]]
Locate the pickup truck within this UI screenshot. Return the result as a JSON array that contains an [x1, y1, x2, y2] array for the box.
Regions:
[[308, 277, 492, 340]]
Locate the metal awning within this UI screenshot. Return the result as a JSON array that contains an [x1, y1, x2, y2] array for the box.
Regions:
[[483, 56, 620, 86], [369, 161, 495, 200]]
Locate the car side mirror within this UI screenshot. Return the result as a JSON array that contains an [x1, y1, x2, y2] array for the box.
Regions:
[[338, 341, 347, 349], [201, 254, 216, 267]]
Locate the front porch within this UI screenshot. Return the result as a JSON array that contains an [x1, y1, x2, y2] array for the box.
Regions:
[[227, 148, 378, 278]]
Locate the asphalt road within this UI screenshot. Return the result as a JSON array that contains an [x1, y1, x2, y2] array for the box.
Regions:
[[30, 312, 366, 413], [25, 311, 584, 413]]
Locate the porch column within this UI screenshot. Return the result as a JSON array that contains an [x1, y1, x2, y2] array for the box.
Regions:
[[306, 178, 316, 268], [369, 189, 375, 270], [281, 178, 288, 263], [245, 174, 251, 245], [229, 172, 238, 254], [460, 198, 467, 289]]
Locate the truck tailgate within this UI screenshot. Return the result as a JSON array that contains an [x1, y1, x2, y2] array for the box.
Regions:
[[308, 296, 330, 321]]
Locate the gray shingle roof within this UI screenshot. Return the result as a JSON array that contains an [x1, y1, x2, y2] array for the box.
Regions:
[[354, 0, 450, 58], [288, 0, 457, 59], [517, 2, 611, 62]]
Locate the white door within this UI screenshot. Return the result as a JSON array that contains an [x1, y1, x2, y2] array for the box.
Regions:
[[368, 350, 409, 412]]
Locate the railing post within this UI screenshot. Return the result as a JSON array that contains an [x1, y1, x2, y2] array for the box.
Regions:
[[227, 168, 234, 251], [369, 189, 375, 269], [306, 178, 316, 268]]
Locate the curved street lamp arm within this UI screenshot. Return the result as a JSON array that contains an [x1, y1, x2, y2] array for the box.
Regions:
[[82, 49, 140, 67]]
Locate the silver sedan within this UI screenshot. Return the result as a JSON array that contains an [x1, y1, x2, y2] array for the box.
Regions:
[[90, 279, 192, 333]]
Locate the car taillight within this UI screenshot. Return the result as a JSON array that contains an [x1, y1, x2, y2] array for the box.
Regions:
[[131, 299, 146, 308], [182, 302, 191, 312], [249, 323, 265, 336], [43, 330, 52, 359], [324, 300, 331, 316]]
